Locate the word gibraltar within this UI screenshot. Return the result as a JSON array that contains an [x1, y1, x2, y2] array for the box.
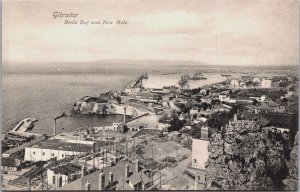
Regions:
[[53, 12, 79, 19]]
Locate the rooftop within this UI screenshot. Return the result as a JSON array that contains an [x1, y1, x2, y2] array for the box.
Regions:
[[50, 163, 82, 175], [132, 128, 162, 138], [2, 157, 21, 167], [3, 135, 47, 155], [59, 160, 150, 190], [30, 139, 92, 152]]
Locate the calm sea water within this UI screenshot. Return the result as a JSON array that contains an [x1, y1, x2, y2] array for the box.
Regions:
[[2, 73, 135, 135]]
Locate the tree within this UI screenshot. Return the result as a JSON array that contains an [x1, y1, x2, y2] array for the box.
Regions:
[[169, 118, 185, 132], [200, 102, 210, 110], [190, 123, 202, 139], [252, 99, 258, 106]]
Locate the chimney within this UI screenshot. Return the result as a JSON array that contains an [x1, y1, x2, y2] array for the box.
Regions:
[[135, 160, 140, 172], [123, 107, 126, 124], [54, 119, 56, 136], [109, 170, 113, 185], [125, 163, 129, 178], [99, 172, 105, 190]]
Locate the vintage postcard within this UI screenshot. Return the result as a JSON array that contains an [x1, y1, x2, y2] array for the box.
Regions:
[[2, 0, 299, 191]]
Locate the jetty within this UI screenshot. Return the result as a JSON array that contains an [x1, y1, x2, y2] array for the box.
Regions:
[[126, 74, 148, 89]]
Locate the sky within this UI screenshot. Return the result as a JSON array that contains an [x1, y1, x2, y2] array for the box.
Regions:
[[3, 0, 299, 66]]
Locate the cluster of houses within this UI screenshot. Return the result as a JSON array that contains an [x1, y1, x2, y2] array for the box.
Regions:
[[229, 75, 296, 89], [2, 73, 298, 191]]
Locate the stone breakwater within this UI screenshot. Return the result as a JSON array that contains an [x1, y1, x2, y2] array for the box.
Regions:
[[205, 120, 291, 190]]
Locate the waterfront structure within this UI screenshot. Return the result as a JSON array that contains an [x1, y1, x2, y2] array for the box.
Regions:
[[150, 88, 170, 94]]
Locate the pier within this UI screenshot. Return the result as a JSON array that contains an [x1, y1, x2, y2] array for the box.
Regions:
[[126, 74, 147, 89]]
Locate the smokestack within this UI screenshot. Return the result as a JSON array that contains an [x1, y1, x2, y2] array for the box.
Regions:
[[123, 107, 126, 124], [99, 172, 105, 190], [54, 120, 56, 136], [135, 160, 140, 172], [125, 163, 129, 178], [109, 170, 113, 185], [54, 112, 66, 136]]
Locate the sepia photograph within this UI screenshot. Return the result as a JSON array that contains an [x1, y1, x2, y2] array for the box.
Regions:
[[2, 0, 299, 191]]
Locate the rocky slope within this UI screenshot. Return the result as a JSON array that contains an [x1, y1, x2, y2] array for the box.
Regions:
[[283, 132, 298, 191], [205, 120, 291, 190]]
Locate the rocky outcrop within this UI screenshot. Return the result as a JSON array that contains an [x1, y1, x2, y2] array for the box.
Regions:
[[71, 95, 146, 119], [283, 132, 298, 191], [205, 120, 290, 190], [73, 100, 108, 114]]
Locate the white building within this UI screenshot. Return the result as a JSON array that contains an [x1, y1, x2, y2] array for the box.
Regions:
[[190, 109, 198, 116], [47, 163, 82, 188], [261, 78, 272, 88], [192, 138, 209, 170], [24, 139, 93, 162], [230, 79, 239, 88], [218, 94, 229, 101], [94, 122, 122, 131]]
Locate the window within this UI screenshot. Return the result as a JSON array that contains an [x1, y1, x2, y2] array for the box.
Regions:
[[62, 154, 64, 158], [193, 159, 197, 164], [86, 183, 91, 191], [59, 176, 62, 187], [52, 153, 54, 157], [52, 176, 56, 184], [33, 152, 35, 155], [42, 152, 45, 156]]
